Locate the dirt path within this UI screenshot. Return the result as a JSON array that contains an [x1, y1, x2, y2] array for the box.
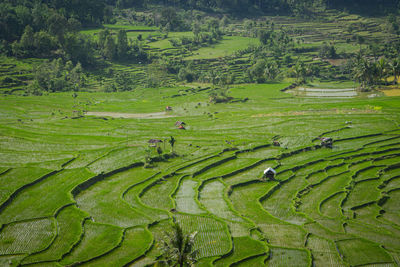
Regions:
[[85, 111, 175, 119]]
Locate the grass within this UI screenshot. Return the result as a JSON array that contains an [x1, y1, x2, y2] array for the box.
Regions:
[[342, 179, 381, 210], [298, 172, 351, 219], [122, 172, 169, 223], [385, 177, 400, 191], [82, 226, 152, 266], [0, 167, 52, 205], [261, 175, 309, 225], [185, 36, 259, 60], [224, 159, 278, 185], [0, 218, 55, 255], [229, 182, 280, 225], [22, 205, 87, 264], [175, 214, 232, 259], [262, 224, 308, 249], [303, 221, 346, 241], [307, 235, 345, 266], [199, 179, 245, 223], [86, 146, 146, 174], [267, 247, 311, 267], [178, 155, 229, 174], [103, 24, 159, 31], [60, 220, 123, 265], [174, 177, 205, 214], [0, 83, 397, 265], [213, 236, 266, 266], [148, 31, 194, 49], [382, 189, 400, 214], [319, 192, 346, 219], [140, 174, 182, 211], [0, 168, 93, 225], [0, 255, 27, 267], [195, 158, 259, 180], [345, 221, 400, 251], [75, 167, 158, 227], [0, 21, 400, 264], [336, 238, 393, 266]]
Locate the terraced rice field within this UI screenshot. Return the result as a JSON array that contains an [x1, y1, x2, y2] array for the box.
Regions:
[[0, 83, 399, 266], [287, 87, 381, 98]]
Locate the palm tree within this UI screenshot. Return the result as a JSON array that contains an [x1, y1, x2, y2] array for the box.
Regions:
[[355, 34, 365, 54], [169, 136, 176, 153], [353, 57, 382, 90], [352, 57, 370, 89], [158, 222, 198, 267], [389, 58, 400, 84], [290, 61, 307, 84], [377, 57, 389, 84], [264, 60, 280, 81]]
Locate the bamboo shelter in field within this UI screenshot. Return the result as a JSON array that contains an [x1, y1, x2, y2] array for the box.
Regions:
[[148, 139, 163, 147], [263, 167, 276, 180], [319, 137, 333, 148]]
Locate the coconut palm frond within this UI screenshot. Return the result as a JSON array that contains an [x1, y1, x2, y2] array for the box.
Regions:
[[157, 222, 198, 267]]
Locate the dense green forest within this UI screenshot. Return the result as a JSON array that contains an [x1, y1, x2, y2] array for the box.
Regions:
[[2, 0, 399, 47], [1, 0, 400, 94]]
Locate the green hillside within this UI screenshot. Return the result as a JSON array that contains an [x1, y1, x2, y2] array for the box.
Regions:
[[1, 0, 400, 266]]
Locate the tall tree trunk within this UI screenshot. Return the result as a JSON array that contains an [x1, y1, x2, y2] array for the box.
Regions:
[[179, 254, 184, 267]]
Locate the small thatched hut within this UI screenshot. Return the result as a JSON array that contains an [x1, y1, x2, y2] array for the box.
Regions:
[[273, 140, 280, 147], [175, 121, 186, 127], [148, 139, 163, 147], [263, 167, 276, 180], [175, 121, 186, 130], [320, 137, 333, 148]]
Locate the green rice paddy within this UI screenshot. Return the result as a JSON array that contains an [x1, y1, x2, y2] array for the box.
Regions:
[[0, 82, 399, 266], [1, 9, 400, 266]]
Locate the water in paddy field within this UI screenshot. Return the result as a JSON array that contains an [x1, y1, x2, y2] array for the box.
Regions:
[[287, 87, 380, 98]]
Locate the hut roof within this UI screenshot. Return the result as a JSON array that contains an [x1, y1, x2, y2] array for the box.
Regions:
[[175, 121, 186, 126], [264, 167, 276, 175], [148, 139, 163, 144]]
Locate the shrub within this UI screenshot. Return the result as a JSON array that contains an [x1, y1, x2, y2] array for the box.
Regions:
[[319, 42, 338, 59], [30, 59, 86, 92], [209, 87, 233, 103], [178, 68, 195, 82]]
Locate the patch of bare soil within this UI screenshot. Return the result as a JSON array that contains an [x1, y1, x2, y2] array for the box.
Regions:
[[326, 59, 348, 66], [85, 111, 176, 119], [380, 88, 400, 96]]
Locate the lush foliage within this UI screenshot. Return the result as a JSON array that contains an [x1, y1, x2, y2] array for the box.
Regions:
[[1, 4, 400, 265], [158, 222, 198, 267], [30, 59, 85, 94]]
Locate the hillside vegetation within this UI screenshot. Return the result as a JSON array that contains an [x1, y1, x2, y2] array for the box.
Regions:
[[0, 1, 400, 267]]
